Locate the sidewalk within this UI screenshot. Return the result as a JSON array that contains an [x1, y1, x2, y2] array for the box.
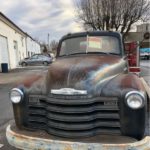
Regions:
[[0, 67, 48, 84], [139, 60, 150, 87], [9, 66, 49, 73], [140, 60, 150, 69], [140, 66, 150, 87]]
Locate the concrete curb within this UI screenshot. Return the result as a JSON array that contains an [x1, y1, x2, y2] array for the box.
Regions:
[[141, 77, 150, 98]]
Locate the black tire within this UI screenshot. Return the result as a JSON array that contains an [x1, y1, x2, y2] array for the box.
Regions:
[[145, 95, 150, 136], [145, 111, 150, 136], [43, 61, 48, 66], [21, 62, 27, 66]]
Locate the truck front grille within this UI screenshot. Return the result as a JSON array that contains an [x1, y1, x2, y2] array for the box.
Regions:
[[27, 95, 120, 138]]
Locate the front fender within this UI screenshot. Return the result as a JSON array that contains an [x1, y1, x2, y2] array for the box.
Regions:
[[101, 73, 146, 97], [101, 73, 147, 139], [11, 71, 48, 129]]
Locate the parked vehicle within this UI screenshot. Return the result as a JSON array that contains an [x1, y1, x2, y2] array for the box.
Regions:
[[49, 52, 56, 62], [19, 54, 52, 66], [7, 31, 150, 149], [140, 48, 150, 60]]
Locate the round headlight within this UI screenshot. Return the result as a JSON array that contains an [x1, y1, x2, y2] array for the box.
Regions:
[[10, 88, 24, 103], [125, 91, 145, 109]]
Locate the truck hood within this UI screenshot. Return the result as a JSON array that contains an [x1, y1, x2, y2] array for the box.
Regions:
[[47, 55, 126, 96]]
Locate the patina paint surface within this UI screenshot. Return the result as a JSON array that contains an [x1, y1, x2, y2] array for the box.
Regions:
[[9, 31, 149, 145], [101, 73, 146, 97], [6, 125, 150, 150], [47, 55, 126, 96], [14, 54, 144, 97], [15, 55, 127, 96], [14, 71, 48, 94], [12, 54, 147, 139]]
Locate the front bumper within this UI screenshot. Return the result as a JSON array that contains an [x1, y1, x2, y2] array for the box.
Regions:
[[6, 125, 150, 150]]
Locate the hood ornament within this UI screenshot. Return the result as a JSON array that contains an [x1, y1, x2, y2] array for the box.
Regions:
[[51, 88, 87, 95]]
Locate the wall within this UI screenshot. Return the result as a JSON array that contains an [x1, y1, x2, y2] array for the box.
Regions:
[[0, 20, 27, 69], [26, 36, 41, 57], [125, 32, 150, 48], [137, 24, 150, 32]]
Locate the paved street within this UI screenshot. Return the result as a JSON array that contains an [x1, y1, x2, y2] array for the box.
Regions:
[[140, 59, 150, 86], [140, 59, 150, 69], [0, 66, 48, 150], [0, 61, 149, 149]]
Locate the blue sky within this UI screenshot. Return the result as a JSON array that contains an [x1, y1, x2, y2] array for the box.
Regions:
[[0, 0, 82, 43]]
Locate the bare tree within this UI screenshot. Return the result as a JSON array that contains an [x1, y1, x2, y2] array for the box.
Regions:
[[50, 40, 58, 51], [75, 0, 150, 38]]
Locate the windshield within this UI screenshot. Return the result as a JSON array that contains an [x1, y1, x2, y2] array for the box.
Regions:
[[60, 36, 120, 56]]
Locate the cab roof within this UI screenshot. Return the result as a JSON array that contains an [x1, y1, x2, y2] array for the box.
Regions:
[[61, 31, 122, 41]]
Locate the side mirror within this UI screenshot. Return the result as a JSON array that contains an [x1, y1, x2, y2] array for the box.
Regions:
[[143, 32, 150, 40], [123, 55, 128, 60]]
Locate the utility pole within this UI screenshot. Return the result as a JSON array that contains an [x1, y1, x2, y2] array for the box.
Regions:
[[47, 33, 50, 51]]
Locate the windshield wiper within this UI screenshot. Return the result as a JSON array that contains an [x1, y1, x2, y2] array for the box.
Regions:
[[67, 52, 86, 56], [60, 52, 119, 57], [59, 53, 86, 57], [108, 52, 119, 55], [87, 51, 119, 55], [86, 52, 109, 55], [66, 52, 110, 56]]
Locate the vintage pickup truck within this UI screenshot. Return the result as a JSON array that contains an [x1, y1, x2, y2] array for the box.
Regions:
[[6, 31, 150, 150]]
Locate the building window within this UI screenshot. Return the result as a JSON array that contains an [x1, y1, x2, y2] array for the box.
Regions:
[[19, 51, 21, 61], [146, 24, 148, 31], [21, 37, 24, 47], [13, 41, 18, 50]]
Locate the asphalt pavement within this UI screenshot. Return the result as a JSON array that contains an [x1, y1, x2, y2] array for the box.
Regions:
[[0, 61, 149, 150], [140, 59, 150, 86], [0, 66, 48, 150]]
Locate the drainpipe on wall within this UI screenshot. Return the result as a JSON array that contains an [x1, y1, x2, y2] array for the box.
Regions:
[[25, 36, 28, 58]]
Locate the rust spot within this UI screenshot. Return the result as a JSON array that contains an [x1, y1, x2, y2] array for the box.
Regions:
[[6, 125, 150, 150], [14, 73, 45, 88], [22, 75, 43, 87], [47, 55, 125, 90], [120, 74, 145, 91], [64, 145, 72, 150]]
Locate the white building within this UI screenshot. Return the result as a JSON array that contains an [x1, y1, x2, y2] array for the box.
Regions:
[[26, 35, 41, 57], [0, 12, 41, 71], [0, 12, 27, 71], [137, 23, 150, 33], [126, 23, 150, 48]]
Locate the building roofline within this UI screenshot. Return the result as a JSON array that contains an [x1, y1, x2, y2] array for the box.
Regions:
[[25, 32, 40, 44], [0, 12, 26, 36], [0, 12, 40, 45]]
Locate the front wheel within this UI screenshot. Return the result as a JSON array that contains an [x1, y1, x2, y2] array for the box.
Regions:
[[21, 62, 27, 67], [43, 61, 48, 66]]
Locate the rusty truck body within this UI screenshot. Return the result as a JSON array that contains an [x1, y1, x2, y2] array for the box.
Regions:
[[6, 31, 150, 150]]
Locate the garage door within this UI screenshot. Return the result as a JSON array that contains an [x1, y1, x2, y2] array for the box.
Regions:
[[0, 35, 9, 71]]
